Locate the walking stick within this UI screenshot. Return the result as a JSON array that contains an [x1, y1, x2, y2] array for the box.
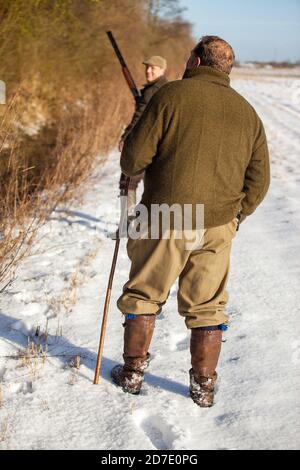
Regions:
[[93, 177, 130, 384]]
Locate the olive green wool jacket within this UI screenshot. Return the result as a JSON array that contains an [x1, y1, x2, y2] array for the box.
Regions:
[[121, 75, 168, 141], [121, 66, 270, 228]]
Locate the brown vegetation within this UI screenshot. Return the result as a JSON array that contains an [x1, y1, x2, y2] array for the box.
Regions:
[[0, 0, 193, 291]]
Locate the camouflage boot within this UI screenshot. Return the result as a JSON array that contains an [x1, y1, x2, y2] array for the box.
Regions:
[[189, 327, 222, 408], [111, 314, 156, 395]]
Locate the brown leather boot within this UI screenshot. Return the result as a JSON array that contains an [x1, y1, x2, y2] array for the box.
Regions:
[[111, 314, 155, 394], [189, 328, 222, 407]]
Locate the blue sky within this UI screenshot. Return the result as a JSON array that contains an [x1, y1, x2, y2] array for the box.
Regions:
[[180, 0, 300, 62]]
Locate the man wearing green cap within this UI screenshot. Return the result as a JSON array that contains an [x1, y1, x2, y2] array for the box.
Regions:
[[119, 56, 168, 216]]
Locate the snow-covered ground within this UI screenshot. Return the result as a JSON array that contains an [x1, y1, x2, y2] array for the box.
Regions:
[[232, 64, 300, 78], [0, 71, 300, 450]]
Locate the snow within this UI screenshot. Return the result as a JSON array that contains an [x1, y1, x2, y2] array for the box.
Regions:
[[0, 69, 300, 450]]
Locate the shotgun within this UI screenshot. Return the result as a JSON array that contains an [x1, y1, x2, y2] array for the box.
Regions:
[[106, 31, 141, 104], [107, 30, 141, 190]]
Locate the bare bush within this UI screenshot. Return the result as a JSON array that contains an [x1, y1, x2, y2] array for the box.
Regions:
[[0, 0, 193, 290]]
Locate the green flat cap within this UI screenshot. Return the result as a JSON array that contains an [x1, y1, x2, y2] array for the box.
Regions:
[[143, 55, 167, 69]]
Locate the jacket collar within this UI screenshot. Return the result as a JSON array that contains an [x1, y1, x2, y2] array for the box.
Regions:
[[182, 66, 230, 87], [143, 75, 168, 89]]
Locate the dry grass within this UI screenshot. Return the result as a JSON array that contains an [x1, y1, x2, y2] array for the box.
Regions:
[[16, 336, 48, 380], [67, 355, 81, 385], [0, 85, 115, 291], [40, 399, 50, 412], [45, 248, 98, 317], [0, 0, 193, 291]]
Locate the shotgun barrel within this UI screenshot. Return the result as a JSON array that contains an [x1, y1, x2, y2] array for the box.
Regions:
[[106, 31, 141, 104]]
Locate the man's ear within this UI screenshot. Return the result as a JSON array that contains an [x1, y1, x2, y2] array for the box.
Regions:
[[195, 56, 201, 68], [186, 52, 201, 70]]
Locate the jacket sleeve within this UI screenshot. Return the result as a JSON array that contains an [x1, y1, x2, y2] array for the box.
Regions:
[[121, 85, 159, 141], [241, 118, 270, 217], [120, 89, 169, 177]]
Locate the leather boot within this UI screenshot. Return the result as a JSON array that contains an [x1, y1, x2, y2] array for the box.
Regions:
[[189, 328, 222, 407], [111, 314, 156, 394]]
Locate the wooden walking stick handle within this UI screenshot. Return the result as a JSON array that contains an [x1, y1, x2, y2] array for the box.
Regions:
[[93, 174, 130, 384]]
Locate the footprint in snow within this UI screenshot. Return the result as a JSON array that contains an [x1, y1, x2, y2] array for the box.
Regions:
[[133, 409, 186, 450], [215, 412, 239, 427], [227, 356, 240, 364]]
